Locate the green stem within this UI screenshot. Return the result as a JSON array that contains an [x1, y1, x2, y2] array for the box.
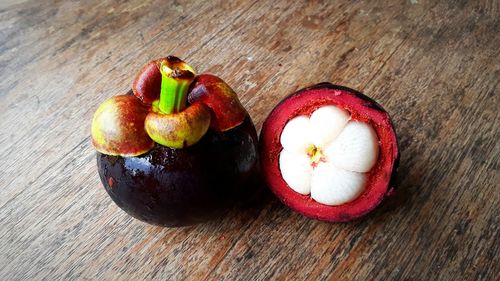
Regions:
[[158, 60, 194, 114]]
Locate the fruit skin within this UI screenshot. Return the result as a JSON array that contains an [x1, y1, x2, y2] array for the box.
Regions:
[[259, 83, 399, 222], [97, 116, 260, 226], [145, 102, 211, 149], [91, 95, 154, 157], [132, 60, 162, 104], [188, 74, 247, 132]]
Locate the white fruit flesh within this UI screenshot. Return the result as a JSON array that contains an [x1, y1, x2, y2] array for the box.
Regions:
[[324, 121, 379, 173], [280, 116, 311, 154], [279, 105, 379, 206], [309, 105, 350, 147], [311, 162, 366, 205], [279, 151, 313, 195]]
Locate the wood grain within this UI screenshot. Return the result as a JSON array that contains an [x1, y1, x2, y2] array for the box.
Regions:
[[0, 0, 498, 280]]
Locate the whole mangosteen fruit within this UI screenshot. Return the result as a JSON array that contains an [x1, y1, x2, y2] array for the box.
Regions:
[[259, 83, 399, 222], [91, 56, 259, 226]]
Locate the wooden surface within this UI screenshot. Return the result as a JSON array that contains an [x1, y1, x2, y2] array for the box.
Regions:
[[1, 0, 498, 280]]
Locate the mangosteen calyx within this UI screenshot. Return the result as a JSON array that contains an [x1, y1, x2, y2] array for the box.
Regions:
[[91, 56, 249, 155]]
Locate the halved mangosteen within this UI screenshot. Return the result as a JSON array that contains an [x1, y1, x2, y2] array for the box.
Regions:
[[259, 83, 399, 222], [92, 56, 260, 226]]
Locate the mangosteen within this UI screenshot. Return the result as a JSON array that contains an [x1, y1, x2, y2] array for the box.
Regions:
[[91, 56, 259, 226], [259, 83, 399, 222]]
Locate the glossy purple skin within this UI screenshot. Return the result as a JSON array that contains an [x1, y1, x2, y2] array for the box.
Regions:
[[97, 117, 259, 226]]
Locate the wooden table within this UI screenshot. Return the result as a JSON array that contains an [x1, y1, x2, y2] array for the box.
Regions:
[[1, 0, 498, 280]]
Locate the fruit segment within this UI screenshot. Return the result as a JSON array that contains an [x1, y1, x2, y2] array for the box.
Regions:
[[309, 105, 350, 147], [310, 162, 366, 205], [279, 116, 311, 154], [278, 105, 379, 206], [324, 121, 379, 173], [279, 150, 313, 195]]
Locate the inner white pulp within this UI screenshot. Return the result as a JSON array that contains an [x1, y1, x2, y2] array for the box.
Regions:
[[279, 105, 379, 206]]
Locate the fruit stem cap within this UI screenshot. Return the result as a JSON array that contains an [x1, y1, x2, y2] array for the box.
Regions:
[[158, 56, 195, 114]]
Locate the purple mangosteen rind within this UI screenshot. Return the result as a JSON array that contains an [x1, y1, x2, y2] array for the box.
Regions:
[[259, 82, 399, 222], [98, 116, 260, 226]]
